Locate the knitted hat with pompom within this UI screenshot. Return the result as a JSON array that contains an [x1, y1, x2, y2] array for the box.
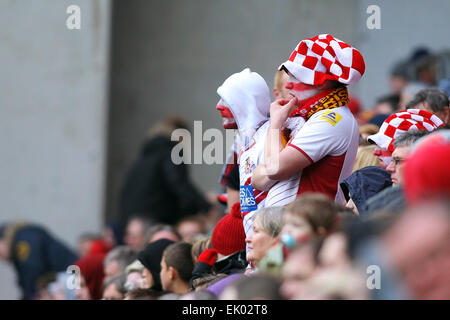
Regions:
[[211, 203, 246, 256]]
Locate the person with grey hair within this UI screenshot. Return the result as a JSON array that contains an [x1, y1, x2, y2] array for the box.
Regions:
[[362, 130, 430, 216], [245, 207, 285, 272], [405, 88, 450, 127], [386, 130, 430, 186], [103, 246, 137, 280], [102, 273, 127, 300]]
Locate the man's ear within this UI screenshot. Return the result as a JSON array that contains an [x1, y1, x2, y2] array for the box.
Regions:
[[169, 266, 177, 280]]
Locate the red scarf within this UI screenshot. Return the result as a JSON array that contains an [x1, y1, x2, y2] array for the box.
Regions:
[[290, 86, 349, 120]]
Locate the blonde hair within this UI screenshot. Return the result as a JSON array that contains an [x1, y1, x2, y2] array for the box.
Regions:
[[273, 70, 288, 92], [191, 236, 212, 261], [352, 145, 380, 172]]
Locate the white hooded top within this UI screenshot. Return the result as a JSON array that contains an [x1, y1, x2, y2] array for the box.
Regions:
[[217, 68, 271, 141]]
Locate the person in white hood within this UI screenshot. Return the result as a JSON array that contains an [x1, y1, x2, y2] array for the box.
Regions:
[[215, 68, 305, 257]]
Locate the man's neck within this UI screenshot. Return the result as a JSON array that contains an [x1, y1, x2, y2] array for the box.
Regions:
[[170, 280, 189, 294]]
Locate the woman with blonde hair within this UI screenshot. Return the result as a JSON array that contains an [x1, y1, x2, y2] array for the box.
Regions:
[[352, 145, 380, 172]]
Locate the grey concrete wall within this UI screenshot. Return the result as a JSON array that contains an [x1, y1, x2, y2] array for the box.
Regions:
[[0, 0, 111, 299], [106, 0, 358, 221], [1, 0, 446, 300], [356, 0, 450, 109]]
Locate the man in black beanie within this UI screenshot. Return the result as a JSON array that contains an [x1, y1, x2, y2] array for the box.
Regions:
[[137, 239, 174, 291]]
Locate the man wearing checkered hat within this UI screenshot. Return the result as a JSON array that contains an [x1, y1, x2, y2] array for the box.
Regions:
[[367, 108, 443, 168], [252, 34, 365, 205]]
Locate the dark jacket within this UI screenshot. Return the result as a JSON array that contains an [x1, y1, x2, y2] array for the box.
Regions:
[[119, 135, 211, 229], [8, 224, 78, 299], [191, 250, 247, 284], [361, 185, 406, 217], [340, 166, 392, 214]]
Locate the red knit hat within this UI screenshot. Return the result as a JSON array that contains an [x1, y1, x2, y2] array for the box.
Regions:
[[212, 202, 246, 256]]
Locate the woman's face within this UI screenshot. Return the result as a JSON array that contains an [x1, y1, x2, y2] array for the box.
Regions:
[[245, 220, 278, 265], [281, 212, 313, 244]]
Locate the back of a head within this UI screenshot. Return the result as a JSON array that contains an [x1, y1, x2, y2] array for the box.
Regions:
[[405, 88, 449, 112], [390, 60, 410, 80], [286, 193, 338, 235], [148, 116, 189, 138], [163, 242, 194, 283], [191, 236, 212, 261]]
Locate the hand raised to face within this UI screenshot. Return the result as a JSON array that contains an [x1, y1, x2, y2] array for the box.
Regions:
[[269, 97, 298, 130]]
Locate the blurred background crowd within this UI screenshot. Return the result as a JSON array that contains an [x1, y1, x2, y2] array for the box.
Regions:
[[0, 0, 449, 300]]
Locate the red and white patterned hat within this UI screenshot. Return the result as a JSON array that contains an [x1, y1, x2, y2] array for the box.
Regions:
[[367, 109, 444, 152], [278, 34, 365, 86]]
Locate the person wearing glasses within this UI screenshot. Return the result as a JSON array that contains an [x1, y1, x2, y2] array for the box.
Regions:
[[363, 130, 431, 216], [386, 131, 430, 186]]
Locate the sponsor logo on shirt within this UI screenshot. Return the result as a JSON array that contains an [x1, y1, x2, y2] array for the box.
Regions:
[[244, 157, 256, 175], [240, 185, 258, 212], [320, 110, 342, 126]]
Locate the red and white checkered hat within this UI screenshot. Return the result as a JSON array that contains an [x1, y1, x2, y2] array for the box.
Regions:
[[367, 109, 444, 152], [278, 34, 365, 86]]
